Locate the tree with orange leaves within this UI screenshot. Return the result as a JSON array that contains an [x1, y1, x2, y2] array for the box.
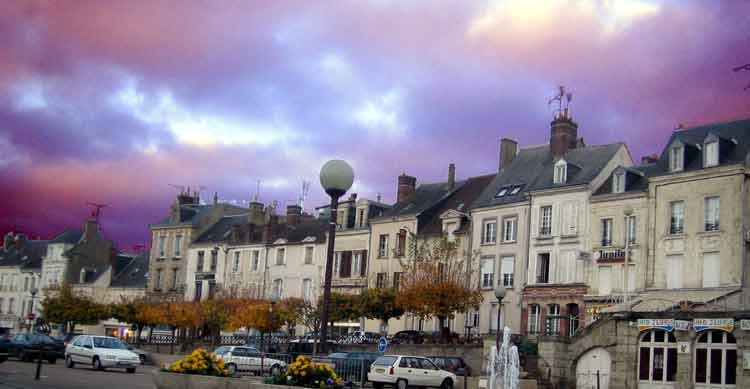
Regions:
[[396, 234, 482, 340]]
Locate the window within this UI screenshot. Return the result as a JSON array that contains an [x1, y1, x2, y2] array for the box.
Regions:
[[548, 304, 560, 335], [539, 206, 552, 236], [376, 273, 387, 288], [502, 217, 517, 243], [0, 298, 4, 314], [705, 196, 720, 231], [393, 272, 402, 290], [7, 298, 14, 314], [396, 230, 407, 257], [273, 279, 283, 299], [528, 305, 540, 334], [638, 330, 677, 384], [601, 218, 613, 247], [275, 248, 285, 265], [669, 201, 685, 234], [302, 279, 312, 301], [626, 216, 637, 244], [666, 255, 683, 289], [304, 246, 314, 264], [352, 252, 361, 276], [155, 269, 163, 290], [510, 186, 522, 195], [613, 172, 625, 193], [554, 160, 567, 184], [536, 253, 550, 284], [196, 251, 205, 272], [339, 251, 352, 278], [480, 257, 495, 289], [694, 330, 736, 386], [669, 146, 684, 172], [174, 235, 183, 257], [210, 250, 218, 272], [704, 141, 719, 167], [158, 236, 166, 257], [232, 251, 240, 273], [495, 187, 509, 197], [194, 281, 202, 301], [251, 251, 259, 271], [171, 269, 178, 290], [702, 252, 720, 288], [501, 256, 514, 288], [378, 235, 389, 258], [599, 266, 612, 295], [482, 220, 497, 244], [357, 209, 365, 227]]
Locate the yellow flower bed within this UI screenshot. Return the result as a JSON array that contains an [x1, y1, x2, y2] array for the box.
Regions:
[[285, 355, 343, 387], [163, 348, 229, 377]]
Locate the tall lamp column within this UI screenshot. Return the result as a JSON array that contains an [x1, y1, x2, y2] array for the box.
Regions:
[[494, 286, 506, 350], [318, 160, 354, 353]]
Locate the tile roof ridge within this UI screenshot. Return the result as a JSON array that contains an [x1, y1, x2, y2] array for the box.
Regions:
[[678, 117, 750, 131]]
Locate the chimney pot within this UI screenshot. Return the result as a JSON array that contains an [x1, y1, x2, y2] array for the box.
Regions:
[[286, 204, 302, 225], [500, 138, 518, 171], [397, 174, 417, 203], [448, 163, 456, 190], [550, 115, 579, 156]]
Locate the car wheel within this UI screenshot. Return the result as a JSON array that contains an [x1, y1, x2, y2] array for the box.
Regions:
[[48, 357, 57, 364], [373, 383, 384, 389], [440, 379, 453, 389], [66, 355, 75, 368], [93, 356, 104, 371], [227, 363, 237, 376], [397, 378, 408, 389], [270, 364, 281, 376], [126, 367, 136, 374], [139, 355, 146, 365]]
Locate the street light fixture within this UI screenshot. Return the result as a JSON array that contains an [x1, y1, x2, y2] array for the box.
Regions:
[[29, 287, 38, 333], [494, 285, 506, 350], [623, 207, 634, 308], [319, 160, 354, 353]]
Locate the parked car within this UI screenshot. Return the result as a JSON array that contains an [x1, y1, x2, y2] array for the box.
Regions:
[[0, 336, 9, 363], [8, 333, 64, 363], [65, 335, 140, 373], [426, 331, 460, 344], [328, 351, 381, 381], [212, 345, 286, 376], [57, 332, 83, 348], [390, 330, 425, 344], [368, 355, 456, 389], [427, 356, 471, 376], [121, 341, 149, 364], [286, 339, 337, 359]]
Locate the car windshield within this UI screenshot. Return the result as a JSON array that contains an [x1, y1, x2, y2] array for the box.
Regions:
[[92, 337, 128, 349], [31, 335, 56, 343], [213, 346, 230, 355], [373, 356, 398, 366]]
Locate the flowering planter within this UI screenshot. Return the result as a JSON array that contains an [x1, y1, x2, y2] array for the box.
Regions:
[[152, 370, 292, 389]]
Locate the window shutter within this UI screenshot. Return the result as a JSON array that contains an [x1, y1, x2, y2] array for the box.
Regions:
[[528, 255, 537, 285], [340, 251, 352, 278], [360, 250, 368, 277]]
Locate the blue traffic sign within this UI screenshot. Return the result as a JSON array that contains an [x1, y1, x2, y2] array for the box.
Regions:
[[378, 337, 388, 353]]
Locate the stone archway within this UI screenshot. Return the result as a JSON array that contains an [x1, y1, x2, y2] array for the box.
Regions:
[[576, 347, 612, 389]]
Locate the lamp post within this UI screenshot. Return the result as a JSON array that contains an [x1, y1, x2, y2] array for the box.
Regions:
[[29, 287, 38, 333], [623, 207, 634, 308], [494, 286, 506, 350], [319, 160, 354, 353]]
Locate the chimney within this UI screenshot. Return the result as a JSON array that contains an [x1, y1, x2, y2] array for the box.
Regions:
[[262, 215, 278, 243], [248, 201, 265, 226], [177, 191, 198, 206], [286, 204, 302, 225], [14, 233, 27, 251], [397, 174, 417, 203], [641, 154, 659, 164], [447, 163, 456, 190], [84, 218, 99, 242], [500, 139, 518, 171], [550, 110, 579, 156]]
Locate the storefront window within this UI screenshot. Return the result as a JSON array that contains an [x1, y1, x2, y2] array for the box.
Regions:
[[638, 329, 677, 384], [694, 330, 736, 387]]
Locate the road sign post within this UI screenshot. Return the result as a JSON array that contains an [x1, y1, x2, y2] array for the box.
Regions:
[[378, 337, 388, 354]]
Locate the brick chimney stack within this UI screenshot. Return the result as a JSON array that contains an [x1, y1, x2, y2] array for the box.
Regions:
[[550, 110, 579, 157], [248, 201, 265, 226], [500, 138, 518, 171], [397, 174, 417, 203], [84, 218, 99, 242], [641, 154, 659, 164], [447, 163, 456, 190], [286, 204, 302, 225]]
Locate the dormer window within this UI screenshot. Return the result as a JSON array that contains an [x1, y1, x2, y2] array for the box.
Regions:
[[554, 159, 567, 184], [669, 146, 684, 172], [495, 187, 509, 197], [704, 140, 718, 167], [612, 172, 626, 193]]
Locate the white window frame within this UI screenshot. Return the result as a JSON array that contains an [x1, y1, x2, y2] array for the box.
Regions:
[[670, 201, 685, 235], [501, 256, 515, 288], [232, 251, 240, 273], [554, 159, 567, 184], [613, 172, 625, 193], [638, 330, 678, 384], [528, 304, 540, 334], [276, 248, 286, 266], [503, 217, 517, 243], [548, 304, 560, 335], [480, 256, 495, 289], [702, 252, 720, 288], [704, 141, 719, 167], [669, 146, 684, 172], [666, 255, 683, 289], [304, 246, 314, 264], [599, 266, 612, 295], [378, 234, 389, 258], [482, 219, 497, 244], [601, 218, 613, 247], [302, 278, 313, 301], [704, 196, 720, 232], [539, 206, 553, 236], [352, 252, 361, 276], [273, 279, 283, 299], [536, 253, 551, 284], [158, 236, 166, 258], [626, 215, 637, 244], [174, 234, 183, 257], [251, 250, 259, 271]]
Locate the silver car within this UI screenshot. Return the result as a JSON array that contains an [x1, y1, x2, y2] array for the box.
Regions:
[[212, 346, 286, 376]]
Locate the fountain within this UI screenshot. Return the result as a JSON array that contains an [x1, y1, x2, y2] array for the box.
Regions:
[[488, 327, 520, 389]]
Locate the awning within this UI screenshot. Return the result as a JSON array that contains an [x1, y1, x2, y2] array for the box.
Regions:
[[601, 288, 740, 313]]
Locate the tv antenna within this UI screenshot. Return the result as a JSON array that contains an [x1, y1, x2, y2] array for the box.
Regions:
[[253, 180, 262, 202], [300, 180, 310, 209], [548, 85, 573, 117], [86, 202, 109, 222]]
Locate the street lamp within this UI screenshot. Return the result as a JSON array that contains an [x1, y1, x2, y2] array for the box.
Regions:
[[319, 160, 354, 353], [29, 287, 38, 333], [494, 286, 506, 350], [623, 207, 634, 308]]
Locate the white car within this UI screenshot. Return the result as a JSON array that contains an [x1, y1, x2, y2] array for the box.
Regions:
[[212, 346, 287, 376], [368, 355, 456, 389], [65, 335, 140, 373]]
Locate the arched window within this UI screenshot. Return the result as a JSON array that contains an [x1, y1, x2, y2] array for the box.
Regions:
[[695, 330, 736, 388], [638, 330, 677, 385]]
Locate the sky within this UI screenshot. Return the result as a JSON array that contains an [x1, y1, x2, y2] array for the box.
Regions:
[[1, 0, 749, 250]]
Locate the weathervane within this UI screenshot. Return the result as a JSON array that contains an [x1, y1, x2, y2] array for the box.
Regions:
[[548, 85, 573, 118], [86, 202, 108, 222]]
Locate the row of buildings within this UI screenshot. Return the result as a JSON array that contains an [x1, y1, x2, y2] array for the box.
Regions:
[[144, 112, 750, 345]]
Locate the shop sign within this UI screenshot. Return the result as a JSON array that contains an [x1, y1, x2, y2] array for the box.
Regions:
[[693, 318, 733, 333], [740, 319, 750, 331], [638, 318, 674, 332], [195, 273, 215, 281], [674, 320, 692, 331]]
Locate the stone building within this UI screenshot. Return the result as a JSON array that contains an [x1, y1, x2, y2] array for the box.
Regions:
[[0, 232, 49, 334]]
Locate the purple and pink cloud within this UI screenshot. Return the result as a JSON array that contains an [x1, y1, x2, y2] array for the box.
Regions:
[[1, 0, 748, 248]]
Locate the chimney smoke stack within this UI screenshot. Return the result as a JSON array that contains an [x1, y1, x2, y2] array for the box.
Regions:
[[397, 174, 417, 203], [500, 138, 518, 171], [448, 163, 456, 190]]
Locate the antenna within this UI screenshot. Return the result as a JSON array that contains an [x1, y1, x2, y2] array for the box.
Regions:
[[254, 180, 261, 202], [547, 85, 572, 118], [85, 202, 109, 222], [300, 180, 310, 209]]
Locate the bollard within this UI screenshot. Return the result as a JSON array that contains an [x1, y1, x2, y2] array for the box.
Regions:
[[463, 369, 468, 389], [34, 347, 43, 380]]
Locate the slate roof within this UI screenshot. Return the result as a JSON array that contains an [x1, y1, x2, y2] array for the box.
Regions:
[[194, 214, 250, 244], [51, 230, 83, 244], [111, 252, 150, 288], [375, 181, 465, 220], [473, 143, 624, 209], [150, 203, 247, 228], [271, 220, 328, 245], [0, 239, 49, 270], [420, 174, 495, 235]]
